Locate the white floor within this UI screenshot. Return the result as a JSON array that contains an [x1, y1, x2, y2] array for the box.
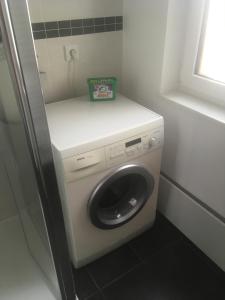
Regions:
[[0, 216, 56, 300]]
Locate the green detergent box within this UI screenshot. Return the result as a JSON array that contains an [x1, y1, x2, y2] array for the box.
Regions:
[[87, 77, 117, 101]]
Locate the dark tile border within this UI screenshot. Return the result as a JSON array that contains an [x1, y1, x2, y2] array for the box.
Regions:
[[32, 16, 123, 40]]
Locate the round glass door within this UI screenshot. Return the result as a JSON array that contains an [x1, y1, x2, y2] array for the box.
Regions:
[[88, 165, 155, 229]]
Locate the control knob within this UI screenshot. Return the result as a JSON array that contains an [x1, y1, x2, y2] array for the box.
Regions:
[[149, 137, 157, 148]]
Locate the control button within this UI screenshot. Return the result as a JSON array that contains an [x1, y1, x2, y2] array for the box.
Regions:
[[137, 144, 142, 151], [149, 137, 161, 148], [149, 137, 157, 148]]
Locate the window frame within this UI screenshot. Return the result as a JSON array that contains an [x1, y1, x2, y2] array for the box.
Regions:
[[180, 0, 225, 107]]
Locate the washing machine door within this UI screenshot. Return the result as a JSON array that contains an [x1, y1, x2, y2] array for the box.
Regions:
[[88, 164, 155, 229]]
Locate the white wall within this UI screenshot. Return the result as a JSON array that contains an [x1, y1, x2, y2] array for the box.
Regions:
[[122, 0, 225, 271], [28, 0, 123, 103], [28, 0, 123, 22], [122, 0, 168, 107]]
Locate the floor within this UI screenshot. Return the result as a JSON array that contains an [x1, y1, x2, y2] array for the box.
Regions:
[[73, 212, 225, 300], [0, 216, 56, 300]]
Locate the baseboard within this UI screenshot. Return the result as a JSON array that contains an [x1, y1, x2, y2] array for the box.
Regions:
[[158, 174, 225, 272]]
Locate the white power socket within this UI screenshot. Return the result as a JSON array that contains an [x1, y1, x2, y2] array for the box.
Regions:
[[64, 45, 79, 61]]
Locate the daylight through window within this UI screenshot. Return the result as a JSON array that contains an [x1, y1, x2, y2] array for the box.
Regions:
[[196, 0, 225, 84]]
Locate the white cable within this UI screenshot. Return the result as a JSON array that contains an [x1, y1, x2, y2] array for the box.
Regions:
[[67, 49, 78, 95], [70, 49, 77, 60]]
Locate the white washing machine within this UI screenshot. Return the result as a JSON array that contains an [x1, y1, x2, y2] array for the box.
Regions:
[[46, 94, 164, 268]]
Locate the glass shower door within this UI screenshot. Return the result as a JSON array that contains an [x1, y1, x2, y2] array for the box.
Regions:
[[0, 0, 76, 299]]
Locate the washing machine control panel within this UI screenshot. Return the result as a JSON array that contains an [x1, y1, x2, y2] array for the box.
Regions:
[[63, 126, 163, 181], [106, 127, 163, 166]]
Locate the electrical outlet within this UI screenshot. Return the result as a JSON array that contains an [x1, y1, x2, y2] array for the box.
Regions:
[[64, 45, 79, 61]]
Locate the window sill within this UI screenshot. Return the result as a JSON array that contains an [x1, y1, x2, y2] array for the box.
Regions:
[[161, 90, 225, 124]]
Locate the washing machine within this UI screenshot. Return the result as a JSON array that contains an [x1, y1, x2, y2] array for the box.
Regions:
[[46, 94, 164, 268]]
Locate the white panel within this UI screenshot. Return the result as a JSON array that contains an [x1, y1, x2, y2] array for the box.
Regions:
[[158, 97, 225, 218], [63, 148, 106, 181], [158, 175, 225, 271]]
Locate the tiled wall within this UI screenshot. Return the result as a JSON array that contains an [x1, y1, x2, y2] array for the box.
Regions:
[[27, 0, 123, 103], [32, 16, 123, 40], [35, 32, 123, 103]]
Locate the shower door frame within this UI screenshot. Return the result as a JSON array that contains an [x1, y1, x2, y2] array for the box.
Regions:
[[0, 0, 77, 299]]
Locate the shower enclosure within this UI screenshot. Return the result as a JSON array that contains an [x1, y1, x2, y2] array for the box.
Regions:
[[0, 0, 76, 299]]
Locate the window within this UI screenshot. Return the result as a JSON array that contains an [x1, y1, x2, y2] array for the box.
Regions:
[[180, 0, 225, 106], [196, 0, 225, 84]]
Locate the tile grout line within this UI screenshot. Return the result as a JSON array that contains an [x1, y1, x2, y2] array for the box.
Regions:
[[100, 240, 185, 292], [82, 237, 184, 297], [32, 16, 123, 40], [32, 16, 122, 30], [84, 246, 144, 296], [127, 242, 145, 264], [32, 22, 122, 33], [182, 238, 225, 282], [33, 28, 123, 40], [75, 214, 225, 299], [141, 239, 185, 264], [101, 261, 144, 291], [85, 266, 106, 299], [84, 290, 105, 300]]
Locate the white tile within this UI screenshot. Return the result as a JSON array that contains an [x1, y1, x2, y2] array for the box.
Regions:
[[35, 32, 123, 103], [27, 0, 44, 23], [0, 217, 56, 300]]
